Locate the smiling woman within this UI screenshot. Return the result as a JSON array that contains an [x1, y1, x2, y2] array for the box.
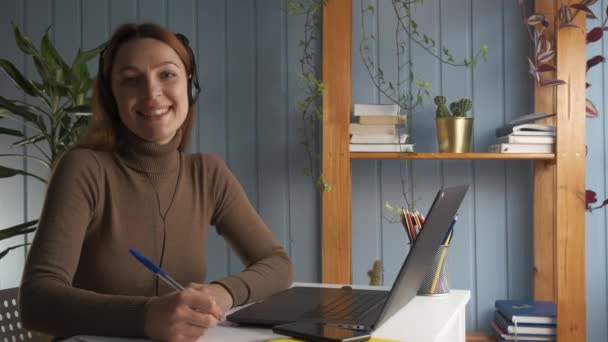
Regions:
[[111, 38, 190, 145], [17, 22, 293, 341]]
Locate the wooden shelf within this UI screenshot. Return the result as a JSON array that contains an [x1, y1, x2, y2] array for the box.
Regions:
[[350, 152, 555, 160], [322, 1, 585, 340]]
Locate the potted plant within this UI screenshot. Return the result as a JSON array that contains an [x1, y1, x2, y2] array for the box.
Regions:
[[433, 96, 473, 153], [0, 24, 103, 260]]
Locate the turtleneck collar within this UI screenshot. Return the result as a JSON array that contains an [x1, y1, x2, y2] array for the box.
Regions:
[[119, 129, 182, 174]]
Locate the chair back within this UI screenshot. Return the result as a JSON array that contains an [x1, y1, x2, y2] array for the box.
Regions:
[[0, 287, 49, 341]]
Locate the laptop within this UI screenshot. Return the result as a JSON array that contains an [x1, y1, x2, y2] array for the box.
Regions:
[[227, 184, 469, 332]]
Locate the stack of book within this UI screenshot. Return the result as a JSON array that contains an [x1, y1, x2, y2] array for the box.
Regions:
[[490, 299, 556, 341], [349, 104, 413, 152], [489, 112, 556, 154]]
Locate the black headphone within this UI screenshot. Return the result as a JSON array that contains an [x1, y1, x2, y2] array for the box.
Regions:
[[97, 32, 201, 117]]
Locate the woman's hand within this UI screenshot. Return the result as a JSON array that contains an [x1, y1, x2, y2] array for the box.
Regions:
[[144, 285, 223, 342], [189, 283, 234, 314]]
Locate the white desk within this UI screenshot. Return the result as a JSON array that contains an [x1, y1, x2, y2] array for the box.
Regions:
[[67, 283, 470, 342]]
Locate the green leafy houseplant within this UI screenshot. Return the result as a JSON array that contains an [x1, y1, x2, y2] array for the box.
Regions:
[[0, 23, 103, 260]]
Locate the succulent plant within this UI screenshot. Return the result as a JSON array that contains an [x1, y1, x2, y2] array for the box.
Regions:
[[449, 98, 473, 117], [434, 96, 472, 118], [434, 96, 450, 118]]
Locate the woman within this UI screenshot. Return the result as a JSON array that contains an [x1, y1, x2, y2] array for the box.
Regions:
[[19, 23, 293, 341]]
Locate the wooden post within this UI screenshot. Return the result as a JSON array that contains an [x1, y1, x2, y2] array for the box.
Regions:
[[554, 1, 586, 340], [533, 0, 557, 303], [321, 0, 352, 284], [534, 1, 586, 341]]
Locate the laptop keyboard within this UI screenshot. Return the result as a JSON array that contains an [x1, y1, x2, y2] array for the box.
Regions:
[[300, 291, 388, 321]]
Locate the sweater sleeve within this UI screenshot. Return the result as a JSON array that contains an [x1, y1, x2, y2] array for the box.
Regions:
[[204, 155, 293, 306], [19, 149, 150, 338]]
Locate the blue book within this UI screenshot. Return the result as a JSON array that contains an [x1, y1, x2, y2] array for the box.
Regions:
[[495, 299, 556, 324], [494, 311, 556, 336]]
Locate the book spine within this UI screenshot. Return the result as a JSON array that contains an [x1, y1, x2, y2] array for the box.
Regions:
[[353, 104, 400, 116]]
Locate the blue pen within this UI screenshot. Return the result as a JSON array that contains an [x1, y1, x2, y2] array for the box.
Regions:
[[441, 215, 459, 245], [129, 248, 185, 291]]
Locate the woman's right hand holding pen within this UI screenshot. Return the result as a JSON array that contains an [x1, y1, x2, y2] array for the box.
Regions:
[[144, 284, 224, 342]]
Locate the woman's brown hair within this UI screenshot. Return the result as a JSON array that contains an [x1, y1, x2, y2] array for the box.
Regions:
[[78, 22, 196, 152]]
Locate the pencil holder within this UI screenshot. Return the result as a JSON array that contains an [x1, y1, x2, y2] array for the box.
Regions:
[[418, 244, 450, 296]]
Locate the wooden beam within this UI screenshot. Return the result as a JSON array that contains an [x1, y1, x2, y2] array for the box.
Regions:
[[533, 0, 557, 303], [555, 1, 586, 340], [321, 0, 352, 284], [466, 332, 496, 342]]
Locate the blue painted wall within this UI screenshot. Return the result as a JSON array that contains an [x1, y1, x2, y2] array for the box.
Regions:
[[0, 0, 605, 340]]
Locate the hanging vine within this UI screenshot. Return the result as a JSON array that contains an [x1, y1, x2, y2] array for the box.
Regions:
[[287, 0, 330, 192], [359, 0, 487, 222]]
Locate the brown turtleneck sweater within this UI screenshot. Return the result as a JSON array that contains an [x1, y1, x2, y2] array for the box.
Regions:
[[19, 131, 293, 338]]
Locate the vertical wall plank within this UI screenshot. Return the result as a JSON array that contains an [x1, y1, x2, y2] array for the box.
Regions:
[[351, 0, 380, 285], [197, 0, 228, 280], [286, 3, 320, 282], [377, 0, 409, 287], [408, 0, 446, 308], [439, 0, 477, 329], [225, 0, 256, 273], [503, 0, 534, 301], [109, 0, 136, 30], [0, 0, 25, 289], [138, 0, 166, 24], [585, 1, 608, 340], [256, 0, 290, 254], [53, 0, 80, 62], [471, 0, 508, 332], [82, 0, 108, 71]]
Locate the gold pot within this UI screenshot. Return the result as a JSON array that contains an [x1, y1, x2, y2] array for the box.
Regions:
[[435, 117, 473, 153]]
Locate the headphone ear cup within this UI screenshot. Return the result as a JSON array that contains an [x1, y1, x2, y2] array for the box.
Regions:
[[98, 51, 119, 118], [187, 76, 195, 106]]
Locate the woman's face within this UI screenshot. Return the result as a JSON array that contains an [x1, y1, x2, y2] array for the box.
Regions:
[[111, 38, 189, 144]]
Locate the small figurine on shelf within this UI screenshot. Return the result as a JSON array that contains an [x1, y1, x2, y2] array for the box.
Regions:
[[367, 260, 383, 286]]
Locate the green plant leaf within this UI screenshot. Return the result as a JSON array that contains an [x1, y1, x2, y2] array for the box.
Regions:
[[12, 22, 38, 56], [0, 96, 41, 125], [65, 104, 91, 113], [41, 28, 71, 76], [0, 219, 38, 241], [0, 59, 39, 97], [0, 165, 47, 183], [0, 127, 24, 137], [0, 154, 51, 168], [12, 133, 45, 147], [72, 42, 105, 75], [0, 243, 32, 260]]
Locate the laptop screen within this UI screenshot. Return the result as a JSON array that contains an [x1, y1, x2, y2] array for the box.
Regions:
[[372, 184, 468, 329]]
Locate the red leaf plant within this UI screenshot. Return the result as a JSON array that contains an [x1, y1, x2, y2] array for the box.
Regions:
[[521, 0, 608, 211]]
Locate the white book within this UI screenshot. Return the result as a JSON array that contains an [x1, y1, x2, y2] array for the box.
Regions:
[[496, 135, 556, 144], [349, 143, 414, 152], [349, 123, 396, 136], [353, 103, 400, 116], [489, 143, 554, 154], [350, 134, 408, 144], [496, 123, 556, 137]]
